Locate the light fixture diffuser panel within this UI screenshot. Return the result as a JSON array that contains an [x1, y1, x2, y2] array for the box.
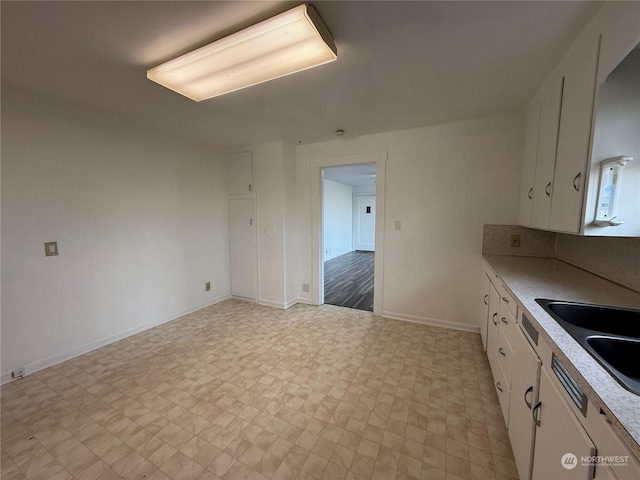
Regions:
[[147, 4, 337, 101]]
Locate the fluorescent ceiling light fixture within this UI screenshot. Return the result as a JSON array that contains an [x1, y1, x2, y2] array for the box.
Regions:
[[147, 4, 337, 101]]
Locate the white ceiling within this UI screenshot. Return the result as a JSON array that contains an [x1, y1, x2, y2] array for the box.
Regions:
[[324, 164, 376, 186], [1, 1, 603, 149]]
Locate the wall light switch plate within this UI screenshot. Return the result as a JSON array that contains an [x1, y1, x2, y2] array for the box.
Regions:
[[205, 282, 211, 291], [44, 241, 58, 256], [394, 220, 401, 230]]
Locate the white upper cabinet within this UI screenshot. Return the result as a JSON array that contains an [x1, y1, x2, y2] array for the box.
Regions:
[[550, 31, 601, 233], [531, 75, 563, 230], [227, 151, 254, 195], [518, 101, 541, 227], [519, 2, 640, 236]]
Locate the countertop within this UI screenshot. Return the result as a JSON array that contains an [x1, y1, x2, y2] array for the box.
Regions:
[[482, 255, 640, 458]]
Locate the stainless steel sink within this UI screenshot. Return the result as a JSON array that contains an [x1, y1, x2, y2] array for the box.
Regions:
[[537, 299, 640, 395]]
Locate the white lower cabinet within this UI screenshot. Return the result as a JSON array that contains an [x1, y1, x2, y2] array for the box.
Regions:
[[481, 261, 640, 480], [486, 281, 501, 378], [532, 367, 596, 479], [507, 325, 541, 480], [494, 358, 511, 423], [480, 272, 491, 350]]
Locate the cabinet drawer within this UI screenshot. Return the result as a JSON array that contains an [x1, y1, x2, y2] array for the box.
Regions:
[[496, 327, 515, 387], [496, 282, 518, 319], [499, 301, 518, 348]]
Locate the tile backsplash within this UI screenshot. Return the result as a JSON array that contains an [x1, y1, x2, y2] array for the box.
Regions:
[[483, 224, 640, 293]]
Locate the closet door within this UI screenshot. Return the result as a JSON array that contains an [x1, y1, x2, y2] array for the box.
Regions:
[[228, 152, 253, 195], [229, 198, 255, 299]]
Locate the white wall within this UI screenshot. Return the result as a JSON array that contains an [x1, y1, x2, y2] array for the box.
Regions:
[[296, 113, 524, 330], [323, 179, 354, 261], [1, 87, 230, 382], [353, 184, 376, 195]]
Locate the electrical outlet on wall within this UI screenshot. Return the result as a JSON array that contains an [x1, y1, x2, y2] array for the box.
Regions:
[[205, 282, 211, 291], [510, 234, 521, 248], [301, 283, 310, 293], [11, 366, 25, 379]]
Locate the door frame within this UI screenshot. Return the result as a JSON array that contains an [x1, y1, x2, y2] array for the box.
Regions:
[[311, 151, 386, 316]]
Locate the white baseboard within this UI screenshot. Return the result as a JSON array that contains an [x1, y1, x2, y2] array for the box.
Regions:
[[258, 298, 286, 309], [382, 310, 480, 333], [231, 295, 257, 303], [294, 297, 314, 305], [283, 299, 299, 309], [0, 294, 230, 385], [258, 298, 309, 310]]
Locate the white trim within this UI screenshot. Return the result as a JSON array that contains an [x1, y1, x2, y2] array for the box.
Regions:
[[294, 297, 314, 305], [231, 295, 257, 303], [258, 298, 286, 309], [284, 299, 299, 309], [311, 151, 387, 316], [382, 310, 481, 333], [0, 294, 231, 385], [259, 298, 301, 309]]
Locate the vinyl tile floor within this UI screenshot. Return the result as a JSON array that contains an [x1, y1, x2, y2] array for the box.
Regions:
[[1, 300, 519, 480]]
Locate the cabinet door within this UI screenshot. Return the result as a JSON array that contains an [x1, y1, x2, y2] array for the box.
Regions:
[[532, 367, 596, 480], [518, 101, 541, 227], [480, 273, 491, 351], [228, 152, 253, 195], [508, 326, 541, 480], [493, 356, 511, 424], [486, 282, 501, 379], [532, 75, 564, 229], [550, 32, 601, 233], [229, 198, 256, 299]]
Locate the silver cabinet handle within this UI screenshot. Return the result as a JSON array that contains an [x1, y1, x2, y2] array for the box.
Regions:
[[249, 183, 252, 192], [573, 172, 581, 192], [532, 401, 542, 426], [502, 297, 510, 304], [545, 181, 552, 197], [492, 313, 498, 326], [524, 386, 533, 409], [501, 317, 508, 324], [496, 381, 503, 392], [483, 294, 488, 306], [528, 187, 534, 200], [498, 347, 506, 357]]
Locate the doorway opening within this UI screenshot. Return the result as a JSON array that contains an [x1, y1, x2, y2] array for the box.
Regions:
[[322, 164, 376, 311]]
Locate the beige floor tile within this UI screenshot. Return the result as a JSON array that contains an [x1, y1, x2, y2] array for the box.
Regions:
[[0, 301, 516, 480]]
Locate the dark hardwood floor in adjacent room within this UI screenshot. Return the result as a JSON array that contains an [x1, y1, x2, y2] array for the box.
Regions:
[[324, 251, 374, 311]]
